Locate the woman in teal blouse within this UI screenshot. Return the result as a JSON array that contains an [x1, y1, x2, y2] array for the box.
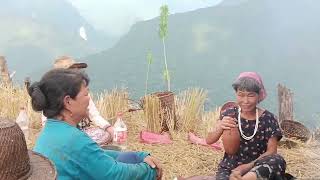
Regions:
[[28, 69, 162, 180]]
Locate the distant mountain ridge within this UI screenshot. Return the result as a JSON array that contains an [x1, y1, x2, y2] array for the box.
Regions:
[[0, 0, 114, 80], [83, 0, 320, 128]]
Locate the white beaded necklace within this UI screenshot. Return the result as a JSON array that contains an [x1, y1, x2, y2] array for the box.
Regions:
[[237, 107, 259, 141]]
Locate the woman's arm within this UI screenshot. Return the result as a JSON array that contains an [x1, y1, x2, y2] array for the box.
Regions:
[[233, 112, 282, 175], [206, 116, 237, 144], [252, 114, 282, 162], [206, 126, 223, 144], [255, 136, 278, 160], [77, 136, 157, 179], [233, 137, 278, 175], [103, 149, 150, 161], [88, 95, 111, 129]]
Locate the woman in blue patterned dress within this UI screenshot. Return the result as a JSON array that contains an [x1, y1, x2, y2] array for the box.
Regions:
[[206, 72, 287, 180]]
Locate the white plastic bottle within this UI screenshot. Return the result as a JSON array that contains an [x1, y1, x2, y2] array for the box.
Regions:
[[113, 112, 128, 150], [16, 107, 29, 141]]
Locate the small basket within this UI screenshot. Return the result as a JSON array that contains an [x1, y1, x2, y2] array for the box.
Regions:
[[280, 120, 311, 142]]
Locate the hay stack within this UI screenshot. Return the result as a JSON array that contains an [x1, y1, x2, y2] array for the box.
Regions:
[[1, 84, 320, 179]]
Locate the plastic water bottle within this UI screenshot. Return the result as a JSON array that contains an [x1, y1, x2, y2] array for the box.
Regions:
[[113, 112, 128, 150], [16, 107, 29, 141]]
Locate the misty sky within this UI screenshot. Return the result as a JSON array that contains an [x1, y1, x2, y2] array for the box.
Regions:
[[68, 0, 223, 37]]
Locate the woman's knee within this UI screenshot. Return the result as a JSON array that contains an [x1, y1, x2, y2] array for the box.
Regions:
[[251, 154, 287, 179], [116, 152, 142, 164], [256, 154, 286, 166]]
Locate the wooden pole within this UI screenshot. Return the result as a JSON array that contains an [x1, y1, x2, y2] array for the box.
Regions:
[[278, 84, 294, 124], [0, 56, 12, 85], [24, 77, 31, 90]]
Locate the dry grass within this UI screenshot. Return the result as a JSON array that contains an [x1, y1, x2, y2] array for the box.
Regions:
[[126, 110, 223, 179], [198, 107, 220, 137], [0, 83, 42, 147], [95, 87, 129, 124], [175, 88, 207, 132], [278, 141, 320, 178], [142, 95, 163, 133], [1, 83, 320, 179]]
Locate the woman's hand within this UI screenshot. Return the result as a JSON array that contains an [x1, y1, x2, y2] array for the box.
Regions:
[[144, 156, 163, 180], [229, 170, 242, 180], [106, 126, 114, 136], [206, 116, 237, 144], [232, 162, 254, 175], [102, 126, 114, 143], [217, 116, 237, 130]]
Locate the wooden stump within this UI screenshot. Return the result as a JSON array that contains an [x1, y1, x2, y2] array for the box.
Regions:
[[0, 56, 12, 85], [24, 77, 31, 90], [278, 84, 294, 123]]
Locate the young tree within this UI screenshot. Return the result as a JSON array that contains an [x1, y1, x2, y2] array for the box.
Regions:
[[145, 51, 153, 96], [159, 5, 170, 91]]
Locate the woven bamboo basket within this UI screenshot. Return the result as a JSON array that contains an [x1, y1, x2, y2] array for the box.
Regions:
[[141, 91, 176, 132], [314, 128, 320, 142], [280, 120, 311, 142]]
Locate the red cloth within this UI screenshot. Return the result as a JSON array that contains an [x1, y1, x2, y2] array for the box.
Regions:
[[139, 131, 173, 144], [188, 132, 222, 150]]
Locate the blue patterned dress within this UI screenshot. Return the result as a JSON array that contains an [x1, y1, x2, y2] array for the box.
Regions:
[[216, 109, 286, 179]]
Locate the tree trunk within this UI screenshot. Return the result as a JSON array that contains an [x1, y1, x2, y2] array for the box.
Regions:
[[278, 84, 294, 124], [0, 56, 12, 85], [162, 38, 170, 91], [24, 77, 31, 90]]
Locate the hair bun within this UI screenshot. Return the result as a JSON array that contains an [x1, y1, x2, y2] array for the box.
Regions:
[[28, 82, 47, 111]]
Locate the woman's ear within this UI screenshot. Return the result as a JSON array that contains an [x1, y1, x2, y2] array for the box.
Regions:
[[63, 95, 72, 110]]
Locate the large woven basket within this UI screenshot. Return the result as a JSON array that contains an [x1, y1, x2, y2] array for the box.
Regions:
[[314, 128, 320, 142], [0, 119, 57, 180], [280, 120, 311, 142], [141, 91, 176, 132]]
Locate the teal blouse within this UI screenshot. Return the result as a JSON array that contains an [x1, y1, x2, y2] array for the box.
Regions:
[[34, 119, 156, 180]]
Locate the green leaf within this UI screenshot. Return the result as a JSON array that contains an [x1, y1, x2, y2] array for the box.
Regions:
[[147, 52, 153, 64], [159, 5, 169, 39], [162, 69, 170, 81]]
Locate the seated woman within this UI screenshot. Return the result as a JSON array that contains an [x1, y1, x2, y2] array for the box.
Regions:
[[206, 72, 286, 180], [28, 69, 162, 180], [41, 56, 114, 145]]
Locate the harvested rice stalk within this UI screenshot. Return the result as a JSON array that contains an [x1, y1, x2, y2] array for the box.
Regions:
[[198, 108, 220, 137], [143, 95, 162, 133], [0, 83, 41, 126], [175, 88, 207, 132], [96, 87, 129, 124]]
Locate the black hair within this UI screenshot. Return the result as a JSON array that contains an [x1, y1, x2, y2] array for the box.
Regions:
[[28, 69, 89, 118], [232, 77, 261, 94]]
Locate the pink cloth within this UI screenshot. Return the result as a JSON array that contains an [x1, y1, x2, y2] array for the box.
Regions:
[[188, 132, 222, 150], [139, 131, 172, 144], [236, 72, 267, 102]]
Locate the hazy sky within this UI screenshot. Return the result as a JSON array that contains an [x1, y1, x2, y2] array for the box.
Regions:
[[68, 0, 223, 37]]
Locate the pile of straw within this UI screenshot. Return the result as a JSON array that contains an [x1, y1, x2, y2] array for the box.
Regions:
[[1, 85, 320, 179], [127, 111, 223, 179], [127, 110, 320, 179], [175, 88, 207, 132], [0, 84, 42, 147], [142, 95, 163, 133], [95, 88, 129, 124]]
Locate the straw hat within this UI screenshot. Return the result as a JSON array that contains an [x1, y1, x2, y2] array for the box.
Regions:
[[0, 119, 57, 180], [53, 56, 87, 69]]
